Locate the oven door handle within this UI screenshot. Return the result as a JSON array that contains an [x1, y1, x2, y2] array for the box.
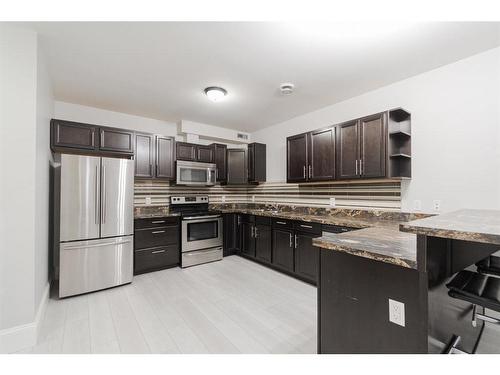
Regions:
[[183, 215, 222, 221]]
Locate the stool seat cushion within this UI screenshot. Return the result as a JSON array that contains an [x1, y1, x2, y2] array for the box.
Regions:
[[446, 270, 500, 313], [476, 256, 500, 277]]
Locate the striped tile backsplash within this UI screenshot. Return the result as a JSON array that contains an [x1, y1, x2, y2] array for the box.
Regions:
[[134, 179, 402, 211]]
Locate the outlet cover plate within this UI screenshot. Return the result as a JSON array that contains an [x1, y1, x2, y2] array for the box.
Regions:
[[389, 299, 405, 327], [329, 197, 336, 207]]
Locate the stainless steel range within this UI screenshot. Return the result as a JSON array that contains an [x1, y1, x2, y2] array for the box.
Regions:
[[170, 196, 223, 268]]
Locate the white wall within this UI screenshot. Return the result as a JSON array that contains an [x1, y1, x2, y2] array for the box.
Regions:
[[34, 42, 54, 311], [54, 101, 178, 136], [0, 25, 53, 353], [0, 25, 38, 332], [252, 47, 500, 213], [54, 101, 246, 148]]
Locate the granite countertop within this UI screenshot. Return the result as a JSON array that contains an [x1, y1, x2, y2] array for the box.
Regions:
[[215, 207, 402, 230], [313, 228, 417, 269], [400, 209, 500, 245]]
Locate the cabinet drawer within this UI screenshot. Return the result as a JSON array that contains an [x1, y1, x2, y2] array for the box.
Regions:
[[134, 245, 179, 275], [134, 216, 179, 230], [255, 216, 271, 226], [135, 225, 179, 250], [294, 221, 322, 235], [272, 218, 294, 229], [240, 214, 255, 224]]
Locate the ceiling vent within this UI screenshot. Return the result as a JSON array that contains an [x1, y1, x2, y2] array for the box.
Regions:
[[280, 83, 295, 95], [237, 133, 249, 140]]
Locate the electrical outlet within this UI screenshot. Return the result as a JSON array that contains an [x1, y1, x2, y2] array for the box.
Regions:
[[329, 197, 336, 207], [433, 200, 441, 212], [145, 196, 152, 205], [389, 299, 405, 327], [413, 200, 421, 211], [221, 195, 226, 203], [252, 195, 255, 202]]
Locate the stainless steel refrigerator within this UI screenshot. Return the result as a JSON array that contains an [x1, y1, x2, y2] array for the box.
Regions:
[[52, 154, 134, 298]]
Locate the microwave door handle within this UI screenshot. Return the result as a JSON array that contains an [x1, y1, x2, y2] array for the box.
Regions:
[[207, 168, 211, 185]]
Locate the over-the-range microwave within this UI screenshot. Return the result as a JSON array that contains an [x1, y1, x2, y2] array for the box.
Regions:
[[176, 160, 216, 186]]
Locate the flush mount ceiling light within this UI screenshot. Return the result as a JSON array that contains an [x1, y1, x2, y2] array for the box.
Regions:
[[204, 86, 227, 102]]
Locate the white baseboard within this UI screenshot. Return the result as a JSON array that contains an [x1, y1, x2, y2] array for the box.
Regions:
[[0, 282, 50, 353]]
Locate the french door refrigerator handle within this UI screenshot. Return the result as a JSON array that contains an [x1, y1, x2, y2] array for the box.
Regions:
[[102, 164, 106, 224], [95, 164, 99, 224]]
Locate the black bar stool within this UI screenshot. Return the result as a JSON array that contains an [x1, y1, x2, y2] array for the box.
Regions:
[[476, 255, 500, 277], [442, 270, 500, 354]]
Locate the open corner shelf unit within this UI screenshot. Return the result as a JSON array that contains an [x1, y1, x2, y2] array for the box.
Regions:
[[388, 108, 411, 178]]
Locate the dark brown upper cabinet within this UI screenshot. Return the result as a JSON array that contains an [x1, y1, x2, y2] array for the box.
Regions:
[[211, 143, 227, 182], [248, 142, 266, 183], [51, 119, 98, 152], [135, 132, 155, 178], [359, 113, 386, 178], [337, 120, 360, 179], [337, 113, 386, 179], [309, 127, 336, 181], [226, 148, 247, 184], [134, 133, 175, 180], [50, 119, 134, 156], [287, 127, 335, 182], [196, 145, 213, 163], [155, 135, 175, 179], [99, 126, 134, 154], [176, 142, 214, 163], [286, 108, 410, 182], [287, 133, 308, 182], [176, 142, 197, 161]]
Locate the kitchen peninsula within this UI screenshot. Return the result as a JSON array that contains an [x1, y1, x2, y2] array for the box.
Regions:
[[314, 209, 500, 353]]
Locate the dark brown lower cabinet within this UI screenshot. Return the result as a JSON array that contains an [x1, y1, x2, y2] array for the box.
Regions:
[[223, 213, 239, 256], [134, 217, 180, 275], [134, 245, 179, 275], [272, 229, 294, 272], [294, 232, 320, 283], [255, 224, 272, 263], [240, 222, 256, 257]]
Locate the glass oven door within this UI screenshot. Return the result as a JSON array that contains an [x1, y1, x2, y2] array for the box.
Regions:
[[181, 215, 223, 252]]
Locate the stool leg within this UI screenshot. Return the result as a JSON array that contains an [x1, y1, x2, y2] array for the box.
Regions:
[[472, 305, 477, 328]]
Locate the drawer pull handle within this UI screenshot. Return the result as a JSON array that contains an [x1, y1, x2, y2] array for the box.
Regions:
[[151, 220, 166, 224], [276, 221, 287, 225], [151, 230, 166, 234], [151, 250, 166, 254], [300, 224, 313, 228]]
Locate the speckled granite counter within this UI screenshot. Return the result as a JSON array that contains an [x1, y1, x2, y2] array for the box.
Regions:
[[212, 205, 424, 230], [313, 228, 417, 269], [134, 206, 181, 219], [400, 209, 500, 245]]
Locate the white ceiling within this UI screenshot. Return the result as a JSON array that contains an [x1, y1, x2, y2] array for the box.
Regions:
[[26, 22, 500, 132]]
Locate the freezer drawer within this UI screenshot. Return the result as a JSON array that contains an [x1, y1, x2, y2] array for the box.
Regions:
[[59, 235, 133, 298]]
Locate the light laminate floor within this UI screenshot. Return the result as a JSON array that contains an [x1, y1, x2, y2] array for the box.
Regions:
[[22, 256, 317, 354]]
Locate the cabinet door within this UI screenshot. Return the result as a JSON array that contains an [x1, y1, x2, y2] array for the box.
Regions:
[[212, 143, 227, 182], [248, 143, 266, 182], [309, 127, 335, 181], [51, 119, 98, 151], [360, 113, 386, 178], [99, 127, 134, 154], [135, 133, 154, 178], [227, 149, 247, 184], [272, 229, 294, 272], [287, 133, 308, 182], [255, 225, 272, 263], [337, 120, 360, 179], [294, 232, 319, 284], [240, 222, 255, 257], [223, 213, 238, 256], [156, 136, 175, 179], [196, 145, 214, 163], [176, 142, 197, 161]]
